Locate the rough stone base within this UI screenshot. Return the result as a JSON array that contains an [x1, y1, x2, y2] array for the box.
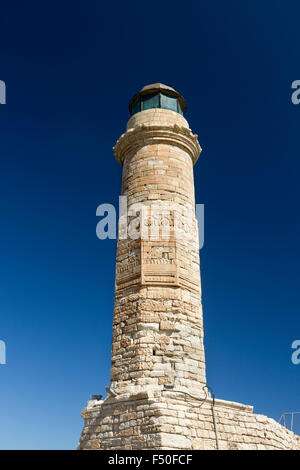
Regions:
[[78, 390, 300, 450]]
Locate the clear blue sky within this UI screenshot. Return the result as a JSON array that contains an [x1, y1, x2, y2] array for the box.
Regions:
[[0, 0, 299, 449]]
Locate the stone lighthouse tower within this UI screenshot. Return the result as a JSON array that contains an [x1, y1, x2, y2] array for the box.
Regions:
[[78, 84, 300, 450], [111, 83, 206, 397], [79, 83, 207, 449]]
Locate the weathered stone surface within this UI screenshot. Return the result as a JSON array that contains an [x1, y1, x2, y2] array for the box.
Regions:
[[78, 394, 300, 450]]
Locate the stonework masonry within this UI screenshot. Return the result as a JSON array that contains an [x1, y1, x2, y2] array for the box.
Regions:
[[79, 392, 299, 450], [78, 84, 300, 450]]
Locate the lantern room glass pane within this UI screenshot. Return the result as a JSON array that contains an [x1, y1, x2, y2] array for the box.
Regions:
[[161, 93, 177, 112], [142, 93, 159, 110], [132, 97, 140, 115], [178, 100, 183, 115]]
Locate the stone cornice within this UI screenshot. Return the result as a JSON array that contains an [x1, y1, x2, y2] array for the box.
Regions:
[[113, 123, 202, 166]]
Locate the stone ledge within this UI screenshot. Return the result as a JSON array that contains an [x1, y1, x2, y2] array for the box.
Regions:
[[113, 124, 201, 166], [212, 398, 254, 413]]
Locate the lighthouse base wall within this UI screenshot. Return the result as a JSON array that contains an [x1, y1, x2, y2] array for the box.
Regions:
[[78, 391, 299, 450]]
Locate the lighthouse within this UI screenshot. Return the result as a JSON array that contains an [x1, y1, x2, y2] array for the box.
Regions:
[[78, 84, 300, 451]]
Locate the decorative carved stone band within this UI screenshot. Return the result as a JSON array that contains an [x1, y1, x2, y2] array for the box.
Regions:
[[141, 240, 179, 287], [113, 123, 202, 166]]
